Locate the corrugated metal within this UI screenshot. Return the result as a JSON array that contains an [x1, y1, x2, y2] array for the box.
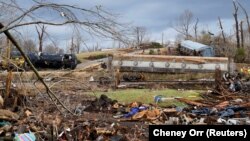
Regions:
[[180, 40, 210, 51], [180, 40, 214, 57]]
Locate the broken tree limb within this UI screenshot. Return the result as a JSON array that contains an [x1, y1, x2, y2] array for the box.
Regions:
[[5, 70, 12, 100], [0, 22, 74, 115], [175, 98, 210, 107], [0, 109, 19, 121], [236, 1, 250, 35], [237, 102, 250, 108], [214, 101, 229, 110], [233, 1, 240, 48], [218, 17, 226, 43]]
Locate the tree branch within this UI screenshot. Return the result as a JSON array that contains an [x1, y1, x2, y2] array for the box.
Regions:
[[0, 22, 74, 115], [236, 1, 250, 34]]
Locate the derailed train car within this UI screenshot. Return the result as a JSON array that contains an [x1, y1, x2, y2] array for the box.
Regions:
[[1, 49, 78, 70], [27, 53, 78, 70], [109, 54, 234, 81], [111, 54, 231, 73], [106, 40, 233, 82]]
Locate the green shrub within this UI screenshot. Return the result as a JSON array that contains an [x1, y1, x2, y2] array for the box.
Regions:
[[151, 42, 163, 48], [149, 49, 155, 55], [234, 48, 246, 63]]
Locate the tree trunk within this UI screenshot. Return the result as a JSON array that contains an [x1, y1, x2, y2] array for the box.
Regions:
[[233, 1, 240, 48], [240, 21, 244, 48], [237, 1, 250, 36], [36, 25, 46, 52], [218, 17, 226, 43], [194, 18, 199, 41]]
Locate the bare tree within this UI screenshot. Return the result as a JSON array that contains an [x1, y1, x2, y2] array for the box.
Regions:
[[134, 26, 147, 47], [0, 0, 128, 43], [240, 20, 244, 48], [218, 17, 226, 43], [0, 0, 130, 114], [233, 1, 240, 48], [81, 41, 91, 52], [44, 44, 59, 54], [193, 18, 199, 41], [70, 36, 75, 54], [0, 35, 5, 54], [70, 31, 83, 54], [236, 1, 250, 35], [0, 0, 20, 24], [94, 42, 100, 52], [75, 33, 82, 54], [174, 10, 194, 40], [35, 24, 46, 52], [22, 39, 37, 53], [199, 30, 212, 45], [58, 48, 64, 54]]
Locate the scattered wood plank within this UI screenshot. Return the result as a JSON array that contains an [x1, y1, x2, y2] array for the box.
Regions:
[[0, 109, 19, 121], [175, 98, 210, 107], [238, 102, 250, 108], [214, 101, 229, 109]]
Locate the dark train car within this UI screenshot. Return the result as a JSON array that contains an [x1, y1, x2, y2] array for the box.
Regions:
[[179, 40, 215, 57], [27, 53, 77, 69]]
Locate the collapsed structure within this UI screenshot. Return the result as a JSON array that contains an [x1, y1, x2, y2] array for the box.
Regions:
[[178, 40, 215, 57]]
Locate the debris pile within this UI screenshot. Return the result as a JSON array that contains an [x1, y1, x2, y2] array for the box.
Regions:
[[0, 91, 149, 140], [0, 85, 249, 140], [112, 93, 249, 125], [0, 69, 249, 140], [111, 77, 250, 125]]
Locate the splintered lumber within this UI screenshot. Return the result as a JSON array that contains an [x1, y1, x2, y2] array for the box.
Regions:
[[81, 63, 101, 71], [175, 98, 210, 107], [145, 108, 161, 120], [5, 71, 12, 99], [214, 101, 229, 109], [237, 102, 250, 108], [0, 95, 3, 107], [0, 109, 19, 121], [163, 108, 177, 113], [131, 109, 161, 121]]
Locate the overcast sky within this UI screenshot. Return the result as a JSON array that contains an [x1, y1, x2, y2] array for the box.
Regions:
[[17, 0, 250, 50]]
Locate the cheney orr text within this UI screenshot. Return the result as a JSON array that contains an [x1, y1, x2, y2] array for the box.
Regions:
[[153, 129, 247, 138]]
